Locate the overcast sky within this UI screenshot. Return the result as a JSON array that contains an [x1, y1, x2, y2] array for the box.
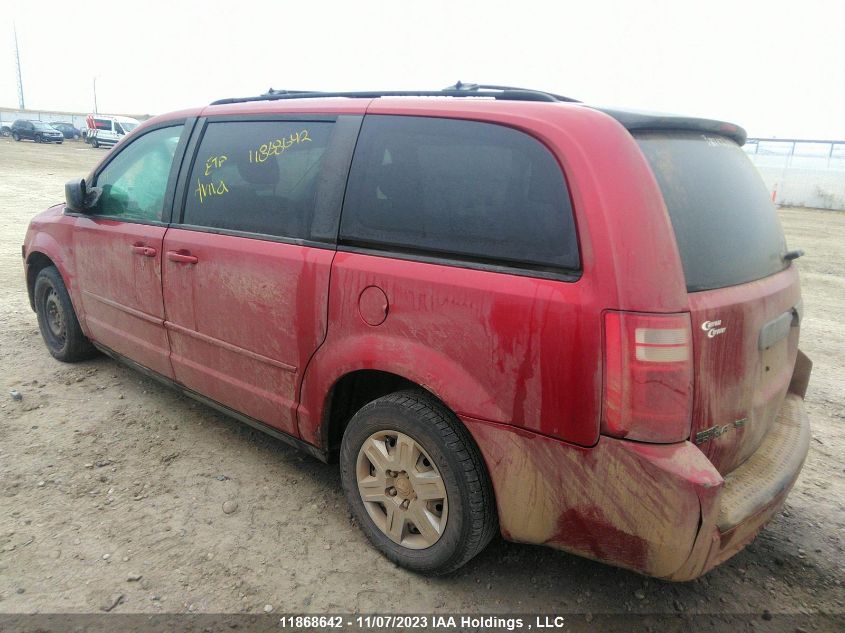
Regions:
[[4, 0, 843, 139]]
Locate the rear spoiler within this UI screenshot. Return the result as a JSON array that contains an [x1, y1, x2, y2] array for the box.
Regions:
[[594, 107, 747, 146]]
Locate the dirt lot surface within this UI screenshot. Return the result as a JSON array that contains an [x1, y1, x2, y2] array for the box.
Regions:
[[0, 139, 843, 626]]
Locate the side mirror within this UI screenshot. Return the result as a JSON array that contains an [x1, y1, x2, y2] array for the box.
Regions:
[[64, 178, 102, 213]]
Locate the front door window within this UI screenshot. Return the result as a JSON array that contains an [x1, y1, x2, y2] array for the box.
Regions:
[[94, 125, 183, 222]]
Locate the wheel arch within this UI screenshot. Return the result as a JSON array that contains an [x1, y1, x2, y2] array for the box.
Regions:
[[26, 250, 59, 311], [320, 369, 421, 460], [299, 334, 506, 459], [25, 243, 83, 334]]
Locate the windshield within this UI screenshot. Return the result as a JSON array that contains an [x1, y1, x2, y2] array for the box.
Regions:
[[33, 123, 55, 131]]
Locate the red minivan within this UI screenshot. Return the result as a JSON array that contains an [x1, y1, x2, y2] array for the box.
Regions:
[[23, 85, 812, 579]]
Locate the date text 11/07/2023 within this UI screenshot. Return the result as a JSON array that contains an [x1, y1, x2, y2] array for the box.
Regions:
[[193, 129, 313, 204], [276, 615, 568, 630]]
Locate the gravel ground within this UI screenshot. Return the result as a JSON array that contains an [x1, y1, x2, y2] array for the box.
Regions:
[[0, 138, 843, 629]]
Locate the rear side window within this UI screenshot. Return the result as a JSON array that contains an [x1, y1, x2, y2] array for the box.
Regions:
[[340, 115, 579, 272], [182, 121, 333, 240], [636, 132, 788, 292]]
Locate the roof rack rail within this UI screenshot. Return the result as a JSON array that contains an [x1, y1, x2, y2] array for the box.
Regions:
[[443, 81, 579, 103], [264, 88, 316, 96], [210, 82, 580, 106]]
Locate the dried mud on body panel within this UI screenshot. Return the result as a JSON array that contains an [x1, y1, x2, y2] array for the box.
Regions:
[[463, 417, 723, 578], [717, 394, 810, 531]]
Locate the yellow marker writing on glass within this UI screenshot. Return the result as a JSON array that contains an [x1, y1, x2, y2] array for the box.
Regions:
[[204, 155, 228, 176], [195, 178, 229, 204], [249, 130, 311, 163]]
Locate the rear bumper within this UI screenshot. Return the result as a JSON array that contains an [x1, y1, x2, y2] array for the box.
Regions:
[[464, 352, 811, 580], [668, 391, 810, 580]]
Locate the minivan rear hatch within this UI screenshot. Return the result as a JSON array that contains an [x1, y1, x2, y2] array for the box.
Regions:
[[635, 131, 802, 475]]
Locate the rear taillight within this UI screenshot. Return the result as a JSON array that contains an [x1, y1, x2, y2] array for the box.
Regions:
[[602, 311, 693, 443]]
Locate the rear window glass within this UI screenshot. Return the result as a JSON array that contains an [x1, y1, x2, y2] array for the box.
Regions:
[[636, 132, 788, 291], [340, 115, 579, 272]]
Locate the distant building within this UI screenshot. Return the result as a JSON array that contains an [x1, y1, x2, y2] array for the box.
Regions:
[[746, 138, 845, 211]]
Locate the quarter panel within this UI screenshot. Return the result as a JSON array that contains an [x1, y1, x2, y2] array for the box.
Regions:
[[299, 250, 602, 446]]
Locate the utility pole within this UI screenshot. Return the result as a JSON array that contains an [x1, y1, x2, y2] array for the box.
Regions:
[[93, 77, 98, 113], [13, 23, 25, 110]]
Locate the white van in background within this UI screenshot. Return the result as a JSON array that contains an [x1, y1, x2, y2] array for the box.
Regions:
[[83, 114, 140, 148]]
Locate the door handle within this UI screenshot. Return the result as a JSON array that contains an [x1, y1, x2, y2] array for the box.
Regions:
[[131, 245, 157, 257], [167, 250, 198, 264]]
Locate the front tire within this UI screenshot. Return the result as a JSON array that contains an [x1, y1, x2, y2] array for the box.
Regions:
[[340, 390, 497, 575], [92, 138, 100, 148], [35, 134, 42, 143], [12, 132, 20, 141], [34, 266, 96, 362]]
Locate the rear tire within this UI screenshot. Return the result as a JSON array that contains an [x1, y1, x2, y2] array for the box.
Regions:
[[340, 390, 497, 575], [34, 266, 97, 362], [12, 132, 20, 141]]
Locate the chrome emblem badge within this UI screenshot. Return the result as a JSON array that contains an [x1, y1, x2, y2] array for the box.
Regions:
[[695, 418, 748, 444], [701, 319, 727, 338]]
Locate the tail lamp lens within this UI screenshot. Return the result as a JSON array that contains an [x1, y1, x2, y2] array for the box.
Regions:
[[602, 311, 693, 443]]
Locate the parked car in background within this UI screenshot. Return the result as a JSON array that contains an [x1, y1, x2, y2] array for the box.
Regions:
[[11, 120, 64, 144], [83, 114, 140, 148], [50, 122, 82, 140], [0, 123, 12, 137], [22, 85, 811, 580]]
